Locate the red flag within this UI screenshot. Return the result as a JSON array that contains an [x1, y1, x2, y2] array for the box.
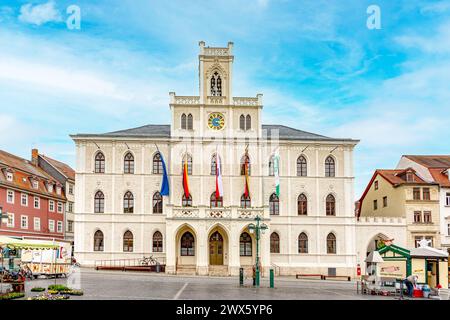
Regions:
[[182, 157, 190, 198]]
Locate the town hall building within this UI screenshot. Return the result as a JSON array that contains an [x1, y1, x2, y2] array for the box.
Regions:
[[71, 41, 359, 277]]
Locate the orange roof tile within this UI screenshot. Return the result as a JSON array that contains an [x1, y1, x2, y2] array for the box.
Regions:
[[40, 154, 75, 181], [404, 155, 450, 168]]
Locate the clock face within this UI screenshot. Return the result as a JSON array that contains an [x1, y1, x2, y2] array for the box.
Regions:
[[208, 112, 225, 130]]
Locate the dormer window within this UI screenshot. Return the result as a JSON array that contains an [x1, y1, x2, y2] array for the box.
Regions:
[[32, 180, 39, 189], [6, 172, 13, 182], [56, 186, 61, 195], [406, 172, 414, 182], [47, 183, 54, 193]]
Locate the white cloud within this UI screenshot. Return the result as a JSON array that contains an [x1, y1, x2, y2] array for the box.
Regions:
[[18, 1, 62, 26], [395, 21, 450, 54], [420, 1, 450, 14]]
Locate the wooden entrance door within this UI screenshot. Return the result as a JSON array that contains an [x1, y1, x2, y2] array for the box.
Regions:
[[209, 231, 224, 265]]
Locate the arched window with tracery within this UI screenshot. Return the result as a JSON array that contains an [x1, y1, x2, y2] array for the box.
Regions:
[[124, 152, 134, 174], [269, 193, 279, 215], [246, 115, 251, 130], [182, 193, 192, 207], [297, 156, 307, 177], [327, 233, 336, 254], [240, 232, 252, 256], [270, 232, 280, 253], [94, 191, 104, 213], [181, 113, 187, 129], [123, 230, 133, 252], [298, 194, 307, 215], [181, 232, 195, 256], [153, 231, 163, 252], [325, 156, 335, 177], [210, 154, 222, 176], [210, 71, 222, 96], [187, 114, 193, 130], [326, 194, 336, 216], [153, 192, 163, 214], [239, 115, 245, 130], [210, 192, 223, 208], [298, 233, 308, 253], [240, 194, 251, 208], [123, 191, 134, 213], [182, 154, 192, 175], [153, 152, 163, 174], [95, 152, 105, 173], [94, 230, 104, 251]]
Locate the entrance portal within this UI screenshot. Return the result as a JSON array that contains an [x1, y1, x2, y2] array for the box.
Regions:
[[209, 231, 223, 265]]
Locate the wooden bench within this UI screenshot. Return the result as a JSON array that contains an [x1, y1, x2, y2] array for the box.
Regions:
[[296, 274, 324, 280], [322, 275, 351, 281]]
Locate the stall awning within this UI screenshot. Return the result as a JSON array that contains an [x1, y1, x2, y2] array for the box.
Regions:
[[0, 236, 58, 250], [410, 246, 448, 258]]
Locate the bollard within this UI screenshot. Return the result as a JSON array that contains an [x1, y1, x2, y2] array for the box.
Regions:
[[270, 269, 274, 288], [255, 269, 260, 287], [239, 268, 244, 286]]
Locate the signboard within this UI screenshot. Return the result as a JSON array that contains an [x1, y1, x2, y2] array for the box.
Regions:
[[21, 241, 72, 275], [379, 260, 406, 278]]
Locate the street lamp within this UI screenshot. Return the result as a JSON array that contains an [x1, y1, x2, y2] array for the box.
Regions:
[[248, 215, 268, 287]]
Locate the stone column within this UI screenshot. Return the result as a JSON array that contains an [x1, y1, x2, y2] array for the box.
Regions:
[[229, 222, 241, 276], [165, 222, 176, 274], [197, 221, 209, 275]]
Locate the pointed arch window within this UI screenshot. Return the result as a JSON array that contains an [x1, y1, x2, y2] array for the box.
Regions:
[[270, 232, 280, 253], [124, 152, 134, 174], [269, 193, 279, 216], [326, 194, 336, 216], [153, 192, 163, 214], [181, 231, 195, 256], [298, 233, 308, 253], [210, 192, 223, 208], [325, 156, 335, 177], [240, 232, 252, 256], [187, 114, 193, 130], [240, 154, 251, 175], [95, 152, 105, 173], [94, 230, 104, 252], [153, 152, 163, 174], [123, 191, 134, 213], [123, 230, 134, 252], [210, 71, 222, 96], [327, 233, 336, 254], [181, 113, 187, 129], [182, 193, 192, 207], [210, 154, 222, 176], [182, 154, 192, 175], [239, 115, 245, 130], [153, 231, 163, 252], [94, 191, 104, 213], [240, 194, 251, 208], [246, 115, 251, 130], [297, 156, 307, 177], [297, 194, 307, 215]]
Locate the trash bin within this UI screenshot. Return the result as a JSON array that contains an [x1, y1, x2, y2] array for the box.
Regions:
[[156, 263, 161, 273], [422, 285, 431, 298]]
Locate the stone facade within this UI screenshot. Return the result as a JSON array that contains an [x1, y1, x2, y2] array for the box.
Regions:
[[71, 41, 359, 277]]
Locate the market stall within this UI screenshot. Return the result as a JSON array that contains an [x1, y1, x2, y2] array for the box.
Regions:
[[0, 236, 59, 294]]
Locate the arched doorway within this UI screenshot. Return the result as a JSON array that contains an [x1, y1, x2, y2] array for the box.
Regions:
[[209, 231, 224, 265]]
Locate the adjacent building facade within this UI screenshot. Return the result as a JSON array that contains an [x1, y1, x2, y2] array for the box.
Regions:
[[397, 155, 450, 252], [34, 149, 76, 243], [71, 41, 359, 277], [0, 149, 66, 240]]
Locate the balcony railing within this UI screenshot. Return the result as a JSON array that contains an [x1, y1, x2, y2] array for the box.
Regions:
[[172, 207, 199, 218], [207, 96, 226, 105], [206, 208, 231, 219]]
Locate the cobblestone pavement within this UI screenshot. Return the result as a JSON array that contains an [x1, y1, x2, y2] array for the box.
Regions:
[[23, 268, 399, 300]]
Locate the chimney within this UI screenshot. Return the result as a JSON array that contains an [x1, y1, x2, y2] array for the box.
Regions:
[[31, 149, 39, 166]]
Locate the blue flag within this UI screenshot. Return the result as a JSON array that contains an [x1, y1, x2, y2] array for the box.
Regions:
[[160, 152, 170, 196]]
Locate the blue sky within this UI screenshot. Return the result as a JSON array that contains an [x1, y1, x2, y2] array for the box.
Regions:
[[0, 0, 449, 199]]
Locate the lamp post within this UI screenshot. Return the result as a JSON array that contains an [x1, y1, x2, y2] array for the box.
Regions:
[[0, 206, 10, 295], [248, 215, 267, 287]]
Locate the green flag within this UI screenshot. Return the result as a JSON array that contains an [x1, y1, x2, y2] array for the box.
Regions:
[[274, 150, 280, 197]]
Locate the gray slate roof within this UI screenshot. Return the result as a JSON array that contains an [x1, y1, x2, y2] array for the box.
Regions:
[[72, 124, 355, 142]]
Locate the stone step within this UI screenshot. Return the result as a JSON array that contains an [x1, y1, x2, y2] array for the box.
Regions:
[[208, 265, 229, 277], [176, 265, 197, 275]]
